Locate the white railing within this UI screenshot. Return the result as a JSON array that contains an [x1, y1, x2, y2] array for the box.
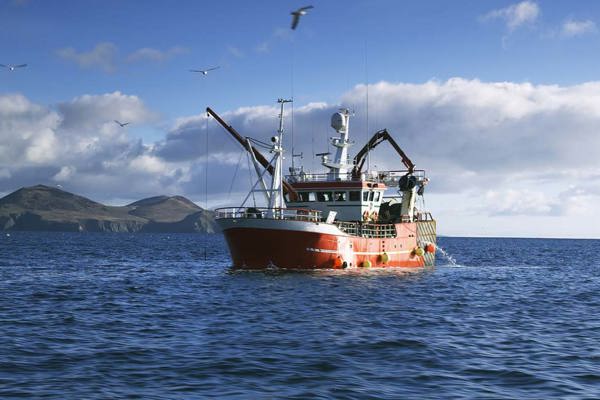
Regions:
[[215, 207, 322, 223], [416, 212, 434, 222], [286, 169, 426, 185]]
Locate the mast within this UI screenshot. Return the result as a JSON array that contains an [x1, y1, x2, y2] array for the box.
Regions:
[[268, 98, 292, 216], [322, 108, 353, 180]]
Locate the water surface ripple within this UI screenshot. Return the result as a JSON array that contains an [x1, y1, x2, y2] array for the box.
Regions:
[[1, 233, 599, 399]]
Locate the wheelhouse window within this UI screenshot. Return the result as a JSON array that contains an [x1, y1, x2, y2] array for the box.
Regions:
[[363, 191, 369, 201], [298, 192, 310, 202], [317, 191, 333, 202], [334, 191, 347, 201], [349, 191, 360, 201], [374, 192, 381, 202]]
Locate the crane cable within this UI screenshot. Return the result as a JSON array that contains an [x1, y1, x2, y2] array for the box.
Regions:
[[204, 112, 209, 262]]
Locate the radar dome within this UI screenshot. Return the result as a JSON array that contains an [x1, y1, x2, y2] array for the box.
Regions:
[[331, 112, 347, 132]]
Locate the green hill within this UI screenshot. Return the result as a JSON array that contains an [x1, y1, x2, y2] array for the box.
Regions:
[[0, 185, 217, 233]]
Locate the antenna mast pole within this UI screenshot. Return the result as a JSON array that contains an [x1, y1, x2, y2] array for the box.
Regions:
[[365, 40, 370, 174], [269, 98, 292, 216]]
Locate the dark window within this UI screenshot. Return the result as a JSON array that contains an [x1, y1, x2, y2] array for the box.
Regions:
[[317, 192, 333, 202], [363, 192, 369, 201], [349, 191, 360, 201], [299, 192, 310, 202], [334, 191, 347, 201], [369, 191, 375, 201], [374, 192, 380, 202]]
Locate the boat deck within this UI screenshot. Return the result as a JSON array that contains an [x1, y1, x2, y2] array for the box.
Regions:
[[215, 207, 434, 239]]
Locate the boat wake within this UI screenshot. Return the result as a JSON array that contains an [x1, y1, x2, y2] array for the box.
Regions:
[[435, 246, 461, 267]]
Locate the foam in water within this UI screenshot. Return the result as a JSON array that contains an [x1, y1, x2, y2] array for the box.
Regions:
[[436, 245, 458, 266]]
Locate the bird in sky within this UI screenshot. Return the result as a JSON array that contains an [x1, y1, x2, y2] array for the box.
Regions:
[[114, 120, 130, 127], [189, 66, 220, 75], [0, 63, 27, 71], [290, 5, 313, 30]]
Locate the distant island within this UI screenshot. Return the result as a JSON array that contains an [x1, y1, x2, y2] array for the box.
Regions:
[[0, 185, 217, 233]]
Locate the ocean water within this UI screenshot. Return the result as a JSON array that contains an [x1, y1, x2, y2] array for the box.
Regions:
[[0, 233, 599, 399]]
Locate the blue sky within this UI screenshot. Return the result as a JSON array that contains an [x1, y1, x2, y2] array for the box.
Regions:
[[4, 0, 600, 115], [1, 0, 600, 237]]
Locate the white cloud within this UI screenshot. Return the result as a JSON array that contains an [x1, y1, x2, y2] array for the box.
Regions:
[[126, 46, 188, 63], [57, 91, 157, 133], [227, 46, 244, 58], [482, 1, 539, 31], [57, 42, 118, 72], [3, 79, 600, 236], [484, 189, 557, 216], [0, 92, 181, 201], [254, 28, 291, 54], [129, 154, 170, 174], [57, 43, 188, 71], [561, 18, 597, 37], [256, 42, 270, 53], [0, 94, 61, 165], [53, 166, 76, 182]]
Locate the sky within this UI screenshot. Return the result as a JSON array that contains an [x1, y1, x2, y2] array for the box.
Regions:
[[1, 0, 600, 238]]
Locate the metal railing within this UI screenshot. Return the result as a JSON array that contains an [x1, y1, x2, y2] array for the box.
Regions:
[[215, 207, 322, 222], [286, 169, 426, 185], [216, 207, 431, 238], [416, 212, 434, 222], [335, 221, 397, 238]]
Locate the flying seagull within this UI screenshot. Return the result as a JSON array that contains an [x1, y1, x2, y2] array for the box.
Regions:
[[189, 66, 220, 75], [114, 120, 130, 127], [290, 5, 313, 30], [0, 63, 27, 71]]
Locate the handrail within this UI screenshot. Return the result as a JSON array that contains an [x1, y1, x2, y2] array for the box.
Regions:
[[335, 221, 398, 238], [217, 207, 434, 238], [286, 169, 426, 185], [215, 207, 322, 222]]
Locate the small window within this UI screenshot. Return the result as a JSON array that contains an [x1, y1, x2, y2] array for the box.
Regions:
[[298, 192, 309, 202], [349, 191, 360, 201], [308, 192, 316, 202], [317, 191, 333, 202], [363, 192, 369, 201], [374, 192, 381, 202], [334, 191, 347, 202], [369, 191, 375, 201]]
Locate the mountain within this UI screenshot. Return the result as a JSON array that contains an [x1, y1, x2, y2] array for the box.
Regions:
[[0, 185, 217, 233]]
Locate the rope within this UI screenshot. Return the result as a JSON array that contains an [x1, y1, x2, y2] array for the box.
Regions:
[[204, 112, 209, 262], [245, 151, 257, 207], [227, 149, 245, 200]]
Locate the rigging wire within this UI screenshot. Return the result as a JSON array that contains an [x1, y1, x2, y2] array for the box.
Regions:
[[204, 112, 209, 262], [245, 151, 257, 207], [365, 40, 370, 174], [247, 137, 272, 149], [227, 148, 245, 200]]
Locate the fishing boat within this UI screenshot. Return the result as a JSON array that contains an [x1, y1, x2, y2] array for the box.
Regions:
[[209, 99, 436, 270]]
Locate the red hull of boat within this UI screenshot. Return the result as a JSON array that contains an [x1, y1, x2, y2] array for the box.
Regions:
[[220, 222, 430, 270]]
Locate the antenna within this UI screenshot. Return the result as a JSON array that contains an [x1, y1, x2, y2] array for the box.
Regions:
[[290, 30, 296, 178], [365, 40, 370, 173], [277, 98, 293, 135]]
